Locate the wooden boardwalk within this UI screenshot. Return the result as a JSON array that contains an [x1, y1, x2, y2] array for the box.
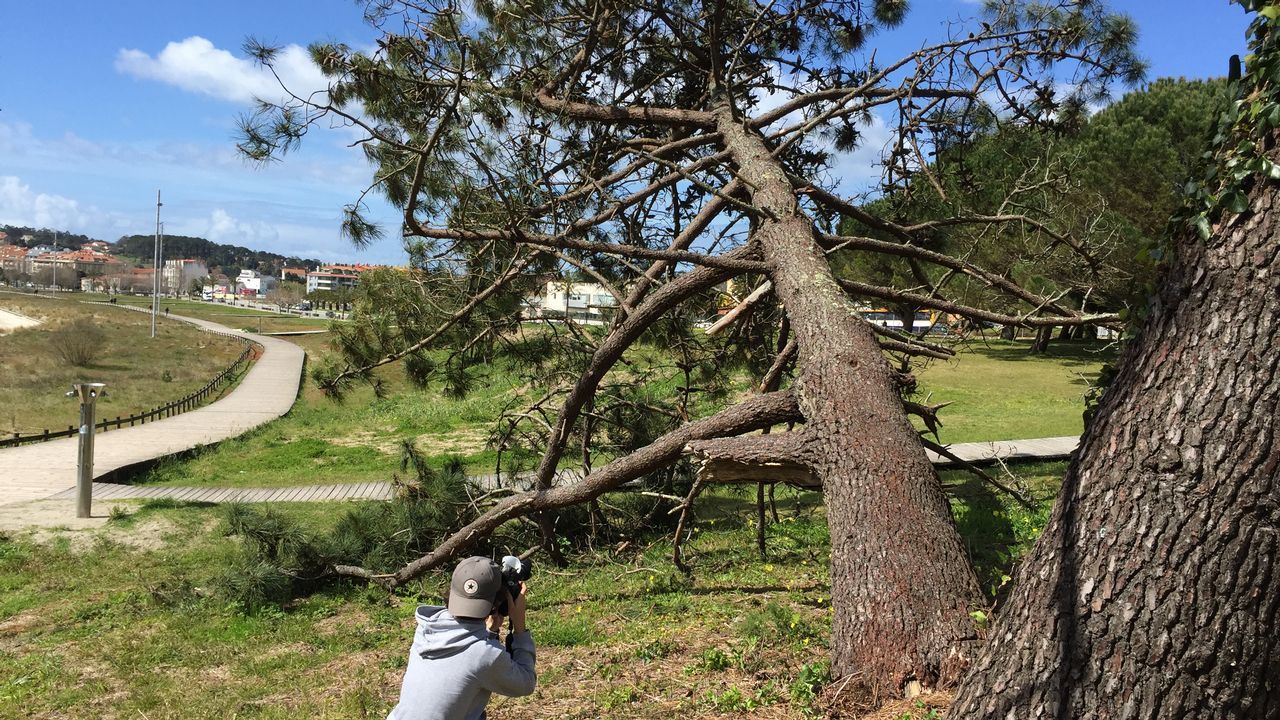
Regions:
[[0, 307, 306, 507], [50, 436, 1081, 505]]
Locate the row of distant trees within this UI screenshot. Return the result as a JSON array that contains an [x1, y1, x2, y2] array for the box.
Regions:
[[113, 234, 322, 280]]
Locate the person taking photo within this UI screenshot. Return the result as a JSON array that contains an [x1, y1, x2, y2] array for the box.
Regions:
[[387, 556, 536, 720]]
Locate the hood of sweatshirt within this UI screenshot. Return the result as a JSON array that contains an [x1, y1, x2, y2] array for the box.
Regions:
[[410, 605, 492, 660]]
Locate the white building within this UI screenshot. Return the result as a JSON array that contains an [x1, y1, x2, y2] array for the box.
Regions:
[[526, 280, 618, 325], [163, 259, 209, 294], [305, 264, 373, 293], [236, 269, 278, 296]]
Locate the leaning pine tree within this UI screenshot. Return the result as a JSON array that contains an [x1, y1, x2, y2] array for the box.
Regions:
[[241, 0, 1142, 697]]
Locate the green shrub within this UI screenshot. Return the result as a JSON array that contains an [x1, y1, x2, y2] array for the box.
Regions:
[[790, 659, 831, 715], [689, 647, 731, 673], [634, 638, 675, 662], [216, 448, 483, 609]]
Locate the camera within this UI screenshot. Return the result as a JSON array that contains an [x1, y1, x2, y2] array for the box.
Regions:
[[494, 555, 532, 616]]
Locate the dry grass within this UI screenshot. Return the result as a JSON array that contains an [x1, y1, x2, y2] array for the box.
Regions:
[[0, 293, 245, 434]]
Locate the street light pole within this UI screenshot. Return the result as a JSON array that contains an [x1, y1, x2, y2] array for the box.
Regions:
[[151, 190, 162, 338]]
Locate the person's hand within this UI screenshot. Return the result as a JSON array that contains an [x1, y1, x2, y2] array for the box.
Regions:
[[508, 582, 528, 634], [486, 609, 505, 635]]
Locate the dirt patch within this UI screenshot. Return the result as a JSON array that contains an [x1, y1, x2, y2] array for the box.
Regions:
[[328, 429, 400, 453], [315, 608, 373, 637], [840, 690, 953, 720], [330, 426, 492, 457], [412, 427, 492, 456], [254, 641, 318, 662], [0, 610, 44, 637], [0, 499, 176, 551]]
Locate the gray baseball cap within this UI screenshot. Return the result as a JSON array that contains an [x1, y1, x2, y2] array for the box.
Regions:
[[448, 556, 501, 618]]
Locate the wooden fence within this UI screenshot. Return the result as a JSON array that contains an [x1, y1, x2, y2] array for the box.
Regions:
[[0, 335, 261, 449]]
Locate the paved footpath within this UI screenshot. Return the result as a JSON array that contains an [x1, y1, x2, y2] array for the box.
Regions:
[[0, 310, 306, 506], [46, 436, 1081, 505]]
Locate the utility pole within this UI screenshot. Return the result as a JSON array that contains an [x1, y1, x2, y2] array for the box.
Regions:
[[151, 190, 162, 338], [52, 231, 58, 292]]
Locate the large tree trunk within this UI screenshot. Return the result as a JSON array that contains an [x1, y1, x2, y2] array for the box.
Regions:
[[716, 108, 984, 696], [951, 162, 1280, 716]]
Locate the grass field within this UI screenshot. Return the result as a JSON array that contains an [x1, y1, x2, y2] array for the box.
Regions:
[[0, 292, 248, 435], [78, 294, 334, 336], [0, 461, 1063, 720], [910, 337, 1114, 443]]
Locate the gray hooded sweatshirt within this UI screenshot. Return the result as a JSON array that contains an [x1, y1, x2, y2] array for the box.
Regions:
[[387, 605, 536, 720]]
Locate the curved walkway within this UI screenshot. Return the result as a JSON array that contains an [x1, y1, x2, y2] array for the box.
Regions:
[[46, 436, 1081, 505], [0, 311, 306, 507], [0, 307, 42, 333]]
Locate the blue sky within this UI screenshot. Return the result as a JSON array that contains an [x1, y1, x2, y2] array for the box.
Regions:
[[0, 1, 1252, 264]]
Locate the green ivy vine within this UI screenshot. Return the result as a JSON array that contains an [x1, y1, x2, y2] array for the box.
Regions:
[[1178, 0, 1280, 243]]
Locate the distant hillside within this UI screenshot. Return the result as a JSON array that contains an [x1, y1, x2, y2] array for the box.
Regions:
[[113, 235, 323, 277], [0, 225, 101, 249]]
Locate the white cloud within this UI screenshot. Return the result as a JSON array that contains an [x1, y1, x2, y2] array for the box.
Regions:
[[199, 208, 281, 247], [0, 176, 132, 234], [115, 36, 328, 106]]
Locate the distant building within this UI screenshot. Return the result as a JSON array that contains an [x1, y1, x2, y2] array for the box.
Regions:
[[280, 267, 308, 283], [30, 249, 123, 277], [525, 280, 619, 325], [305, 263, 378, 293], [163, 259, 209, 294], [236, 268, 277, 297]]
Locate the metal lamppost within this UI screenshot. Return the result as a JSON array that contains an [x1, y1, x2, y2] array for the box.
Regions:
[[151, 190, 163, 338], [67, 383, 107, 518]]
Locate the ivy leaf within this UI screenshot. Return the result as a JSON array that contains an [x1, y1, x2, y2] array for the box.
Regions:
[[1261, 5, 1280, 20], [1194, 214, 1212, 240], [1224, 190, 1251, 214]]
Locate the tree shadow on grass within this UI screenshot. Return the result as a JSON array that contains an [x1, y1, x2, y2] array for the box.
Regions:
[[947, 474, 1019, 603], [954, 339, 1117, 367]]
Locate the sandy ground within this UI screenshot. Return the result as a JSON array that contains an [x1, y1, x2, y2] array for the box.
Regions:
[[0, 306, 42, 333], [0, 497, 144, 540]]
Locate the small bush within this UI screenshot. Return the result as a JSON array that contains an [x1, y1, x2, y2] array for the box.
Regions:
[[600, 685, 639, 709], [740, 601, 824, 647], [790, 659, 831, 714], [634, 638, 675, 662], [216, 448, 483, 610], [48, 317, 107, 367], [689, 647, 731, 673]]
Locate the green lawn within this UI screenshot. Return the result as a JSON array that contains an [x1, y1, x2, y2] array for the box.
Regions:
[[0, 461, 1059, 719], [0, 293, 247, 435], [138, 357, 524, 488], [79, 293, 333, 335], [911, 338, 1113, 443]]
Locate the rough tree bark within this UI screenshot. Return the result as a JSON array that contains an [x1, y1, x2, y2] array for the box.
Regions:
[[716, 107, 985, 693], [950, 144, 1280, 717]]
